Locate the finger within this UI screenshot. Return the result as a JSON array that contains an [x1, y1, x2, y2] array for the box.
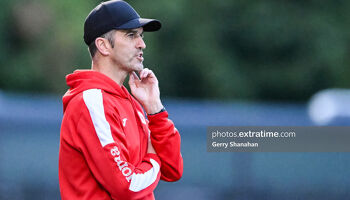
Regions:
[[147, 69, 154, 78], [132, 71, 140, 81], [140, 68, 148, 79], [139, 70, 144, 79], [142, 68, 152, 79]]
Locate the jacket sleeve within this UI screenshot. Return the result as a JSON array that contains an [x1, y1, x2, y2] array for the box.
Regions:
[[147, 111, 183, 182], [75, 89, 161, 199]]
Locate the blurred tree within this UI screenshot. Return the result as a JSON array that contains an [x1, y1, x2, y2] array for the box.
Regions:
[[0, 0, 350, 101], [0, 0, 94, 94]]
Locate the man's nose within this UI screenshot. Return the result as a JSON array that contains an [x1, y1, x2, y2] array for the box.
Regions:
[[136, 37, 146, 49]]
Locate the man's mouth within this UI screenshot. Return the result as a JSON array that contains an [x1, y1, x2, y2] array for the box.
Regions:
[[136, 52, 143, 62]]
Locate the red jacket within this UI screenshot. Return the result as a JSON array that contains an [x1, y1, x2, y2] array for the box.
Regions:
[[59, 70, 183, 200]]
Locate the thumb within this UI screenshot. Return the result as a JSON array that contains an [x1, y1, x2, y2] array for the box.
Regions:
[[128, 72, 135, 88], [128, 72, 140, 88]]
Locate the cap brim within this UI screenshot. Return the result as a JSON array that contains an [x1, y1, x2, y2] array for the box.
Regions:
[[117, 18, 161, 32]]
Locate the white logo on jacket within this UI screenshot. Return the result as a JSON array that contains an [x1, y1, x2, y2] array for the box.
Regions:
[[110, 146, 132, 182], [122, 118, 127, 127], [137, 111, 146, 124]]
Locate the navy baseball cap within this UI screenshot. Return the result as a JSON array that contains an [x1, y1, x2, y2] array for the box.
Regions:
[[84, 0, 161, 45]]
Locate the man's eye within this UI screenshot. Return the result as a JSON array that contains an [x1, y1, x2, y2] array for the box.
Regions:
[[127, 32, 143, 39]]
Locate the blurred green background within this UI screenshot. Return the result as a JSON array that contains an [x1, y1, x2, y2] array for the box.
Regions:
[[1, 0, 350, 101]]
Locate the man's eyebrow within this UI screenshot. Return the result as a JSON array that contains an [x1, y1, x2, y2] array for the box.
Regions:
[[123, 29, 144, 35]]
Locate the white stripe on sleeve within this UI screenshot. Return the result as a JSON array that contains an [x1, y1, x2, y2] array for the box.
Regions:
[[83, 89, 115, 147], [129, 159, 160, 192]]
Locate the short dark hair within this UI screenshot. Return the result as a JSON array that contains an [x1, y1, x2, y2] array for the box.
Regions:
[[88, 30, 116, 58]]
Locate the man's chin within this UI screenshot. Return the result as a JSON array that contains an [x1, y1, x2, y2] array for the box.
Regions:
[[133, 64, 144, 72], [124, 63, 144, 73]]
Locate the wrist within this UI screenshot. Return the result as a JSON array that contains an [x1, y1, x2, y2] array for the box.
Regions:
[[144, 100, 163, 114], [148, 107, 166, 115]]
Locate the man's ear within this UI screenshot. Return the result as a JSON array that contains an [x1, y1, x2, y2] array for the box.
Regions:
[[95, 38, 111, 56]]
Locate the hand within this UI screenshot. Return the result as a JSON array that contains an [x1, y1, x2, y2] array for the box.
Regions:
[[128, 68, 163, 114]]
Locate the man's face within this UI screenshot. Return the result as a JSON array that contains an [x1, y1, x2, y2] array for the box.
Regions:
[[110, 27, 146, 72]]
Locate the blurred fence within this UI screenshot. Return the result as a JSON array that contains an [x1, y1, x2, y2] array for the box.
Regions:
[[0, 91, 350, 200]]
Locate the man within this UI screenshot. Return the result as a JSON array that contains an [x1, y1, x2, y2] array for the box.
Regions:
[[58, 1, 183, 199]]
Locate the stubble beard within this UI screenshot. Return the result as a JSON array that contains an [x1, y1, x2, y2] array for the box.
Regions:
[[114, 56, 143, 73], [128, 57, 144, 72]]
